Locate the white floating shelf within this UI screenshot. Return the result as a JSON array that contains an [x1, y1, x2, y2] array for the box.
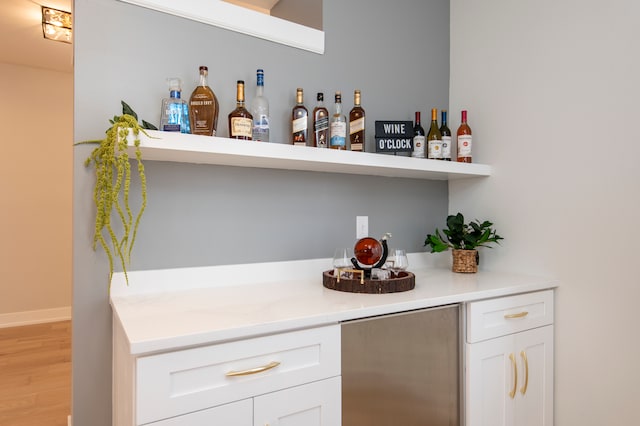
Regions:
[[127, 130, 491, 180]]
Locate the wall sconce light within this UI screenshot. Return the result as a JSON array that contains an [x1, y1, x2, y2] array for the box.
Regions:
[[42, 6, 72, 44]]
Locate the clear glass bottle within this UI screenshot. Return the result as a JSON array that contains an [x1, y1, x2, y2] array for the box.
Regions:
[[411, 111, 425, 158], [228, 80, 253, 140], [312, 92, 329, 148], [160, 77, 191, 134], [291, 88, 308, 146], [457, 110, 472, 163], [440, 109, 452, 161], [330, 91, 347, 150], [349, 90, 365, 151], [189, 66, 219, 136], [427, 108, 443, 160], [251, 69, 270, 142]]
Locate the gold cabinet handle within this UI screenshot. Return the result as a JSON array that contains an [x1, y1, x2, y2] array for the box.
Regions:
[[226, 361, 280, 377], [504, 311, 529, 319], [509, 353, 518, 399], [520, 350, 529, 395]]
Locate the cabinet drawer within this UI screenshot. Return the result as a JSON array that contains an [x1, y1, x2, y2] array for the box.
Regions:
[[135, 324, 340, 425], [466, 290, 553, 343]]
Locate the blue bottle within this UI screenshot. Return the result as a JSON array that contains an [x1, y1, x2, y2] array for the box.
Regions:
[[160, 78, 191, 133]]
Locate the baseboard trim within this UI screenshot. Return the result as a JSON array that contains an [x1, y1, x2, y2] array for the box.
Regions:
[[0, 306, 72, 328]]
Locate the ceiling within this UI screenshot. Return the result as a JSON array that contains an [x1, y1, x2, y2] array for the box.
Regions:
[[0, 0, 73, 73]]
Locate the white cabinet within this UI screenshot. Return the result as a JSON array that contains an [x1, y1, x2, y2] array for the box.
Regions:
[[465, 290, 554, 426], [113, 324, 341, 426]]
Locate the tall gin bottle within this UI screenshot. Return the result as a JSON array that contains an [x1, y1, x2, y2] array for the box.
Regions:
[[251, 69, 270, 142], [189, 66, 219, 136], [160, 78, 191, 134], [228, 80, 253, 140]]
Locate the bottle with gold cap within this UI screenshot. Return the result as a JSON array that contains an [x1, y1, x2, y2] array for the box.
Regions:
[[427, 108, 443, 160], [349, 90, 365, 151], [228, 80, 253, 140]]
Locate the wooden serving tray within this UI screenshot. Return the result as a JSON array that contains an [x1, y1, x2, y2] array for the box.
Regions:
[[322, 270, 415, 294]]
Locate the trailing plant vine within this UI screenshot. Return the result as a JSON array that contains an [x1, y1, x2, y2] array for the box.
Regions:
[[80, 101, 157, 284]]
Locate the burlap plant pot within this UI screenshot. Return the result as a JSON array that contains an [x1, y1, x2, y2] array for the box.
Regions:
[[452, 249, 478, 273]]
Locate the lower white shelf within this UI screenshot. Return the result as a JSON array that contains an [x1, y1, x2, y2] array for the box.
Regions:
[[126, 130, 491, 180]]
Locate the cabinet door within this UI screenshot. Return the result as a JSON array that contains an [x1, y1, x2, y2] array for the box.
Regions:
[[149, 398, 252, 426], [514, 326, 553, 426], [466, 334, 515, 426], [253, 377, 341, 426]]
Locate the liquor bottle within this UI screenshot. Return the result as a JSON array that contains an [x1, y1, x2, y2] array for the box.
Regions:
[[160, 77, 191, 134], [330, 91, 347, 150], [189, 66, 219, 136], [427, 108, 443, 160], [411, 111, 425, 158], [349, 90, 365, 151], [440, 109, 452, 161], [457, 110, 473, 163], [312, 92, 329, 148], [291, 88, 308, 146], [251, 69, 269, 142], [228, 80, 253, 140]]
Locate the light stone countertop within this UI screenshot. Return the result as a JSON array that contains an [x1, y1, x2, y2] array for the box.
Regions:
[[110, 254, 558, 355]]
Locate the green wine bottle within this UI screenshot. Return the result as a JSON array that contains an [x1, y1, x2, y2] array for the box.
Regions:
[[427, 108, 443, 160]]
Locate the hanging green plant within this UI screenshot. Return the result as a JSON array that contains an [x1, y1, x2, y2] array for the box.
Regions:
[[79, 101, 157, 284]]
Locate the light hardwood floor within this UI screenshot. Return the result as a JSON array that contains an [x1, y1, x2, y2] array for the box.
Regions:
[[0, 321, 71, 426]]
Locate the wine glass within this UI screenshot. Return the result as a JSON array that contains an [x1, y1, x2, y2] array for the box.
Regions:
[[389, 249, 408, 277]]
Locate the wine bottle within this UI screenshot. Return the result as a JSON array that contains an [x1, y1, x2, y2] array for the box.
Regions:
[[330, 91, 347, 150], [349, 90, 365, 151], [189, 66, 219, 136], [160, 77, 191, 134], [427, 108, 443, 160], [440, 109, 452, 161], [457, 110, 472, 163], [411, 111, 425, 158], [251, 69, 269, 142], [312, 92, 329, 148], [291, 88, 308, 146], [228, 80, 253, 140]]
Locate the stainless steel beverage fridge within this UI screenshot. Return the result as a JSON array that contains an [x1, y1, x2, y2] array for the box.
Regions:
[[341, 304, 461, 425]]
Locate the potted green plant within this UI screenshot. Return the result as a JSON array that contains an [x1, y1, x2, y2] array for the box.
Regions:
[[79, 101, 157, 284], [424, 212, 503, 273]]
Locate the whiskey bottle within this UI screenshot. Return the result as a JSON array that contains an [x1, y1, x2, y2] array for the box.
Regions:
[[312, 92, 329, 148], [330, 91, 347, 150], [228, 80, 253, 140], [189, 66, 219, 136], [427, 108, 443, 160], [160, 78, 191, 134], [251, 69, 269, 142], [291, 88, 308, 146], [349, 90, 365, 151], [440, 109, 452, 161]]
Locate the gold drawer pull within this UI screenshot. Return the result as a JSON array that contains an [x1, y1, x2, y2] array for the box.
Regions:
[[504, 311, 529, 319], [520, 350, 529, 395], [226, 361, 280, 377], [509, 353, 518, 399]]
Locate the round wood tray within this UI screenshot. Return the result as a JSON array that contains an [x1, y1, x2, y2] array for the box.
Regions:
[[322, 270, 415, 294]]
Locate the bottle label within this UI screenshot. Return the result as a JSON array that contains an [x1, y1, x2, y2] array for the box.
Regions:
[[231, 117, 252, 138], [412, 135, 425, 158], [441, 136, 452, 159], [315, 117, 329, 132], [458, 135, 472, 157], [252, 114, 270, 142], [292, 116, 307, 134], [349, 117, 365, 134], [330, 122, 347, 148], [428, 139, 443, 159]]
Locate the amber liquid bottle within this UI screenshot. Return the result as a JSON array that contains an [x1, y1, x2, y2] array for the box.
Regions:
[[189, 66, 219, 136], [457, 110, 472, 163], [349, 90, 365, 151], [291, 88, 308, 146], [228, 80, 253, 140], [312, 92, 329, 148]]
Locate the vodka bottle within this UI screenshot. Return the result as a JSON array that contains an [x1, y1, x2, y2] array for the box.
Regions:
[[329, 91, 347, 150], [160, 78, 191, 134], [251, 69, 270, 142]]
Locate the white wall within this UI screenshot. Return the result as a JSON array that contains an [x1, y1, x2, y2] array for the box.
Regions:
[[450, 0, 640, 423], [0, 62, 72, 324]]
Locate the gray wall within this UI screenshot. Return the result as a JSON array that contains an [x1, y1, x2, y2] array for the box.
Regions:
[[73, 0, 450, 424]]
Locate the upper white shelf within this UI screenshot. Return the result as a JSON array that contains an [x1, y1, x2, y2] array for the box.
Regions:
[[127, 130, 491, 180]]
